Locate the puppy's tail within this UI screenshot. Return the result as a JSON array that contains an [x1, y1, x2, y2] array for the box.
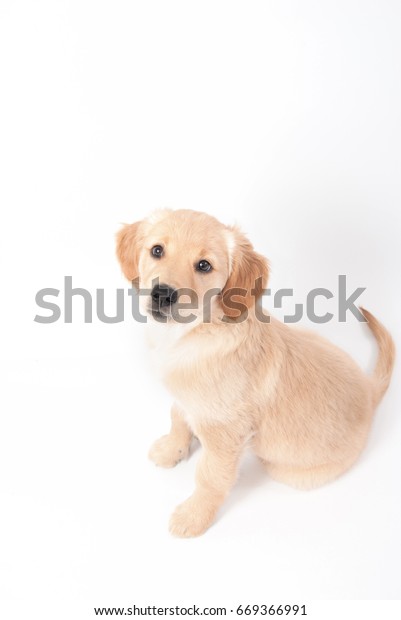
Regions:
[[360, 307, 395, 407]]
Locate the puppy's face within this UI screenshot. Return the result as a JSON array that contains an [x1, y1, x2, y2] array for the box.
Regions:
[[116, 209, 268, 324]]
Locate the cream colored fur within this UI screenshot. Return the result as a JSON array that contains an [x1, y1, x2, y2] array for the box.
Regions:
[[116, 209, 395, 537]]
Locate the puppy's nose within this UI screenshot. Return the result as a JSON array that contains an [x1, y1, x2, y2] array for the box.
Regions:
[[151, 284, 178, 308]]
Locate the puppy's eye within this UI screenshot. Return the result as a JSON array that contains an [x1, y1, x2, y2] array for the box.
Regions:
[[196, 259, 212, 273], [151, 245, 164, 258]]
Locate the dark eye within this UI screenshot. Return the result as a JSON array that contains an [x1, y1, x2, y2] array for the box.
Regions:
[[151, 245, 164, 258], [196, 259, 212, 273]]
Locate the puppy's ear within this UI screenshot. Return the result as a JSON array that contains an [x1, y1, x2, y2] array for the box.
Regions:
[[116, 221, 142, 283], [221, 227, 269, 319]]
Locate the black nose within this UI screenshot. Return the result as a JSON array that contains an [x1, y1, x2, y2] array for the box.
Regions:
[[151, 284, 178, 308]]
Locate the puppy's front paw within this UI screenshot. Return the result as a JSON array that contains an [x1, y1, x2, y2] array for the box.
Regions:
[[148, 435, 189, 468], [169, 496, 216, 537]]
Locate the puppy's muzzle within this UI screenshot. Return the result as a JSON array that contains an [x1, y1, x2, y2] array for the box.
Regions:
[[151, 283, 178, 315]]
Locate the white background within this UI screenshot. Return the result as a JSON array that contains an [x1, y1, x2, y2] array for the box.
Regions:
[[1, 1, 400, 618]]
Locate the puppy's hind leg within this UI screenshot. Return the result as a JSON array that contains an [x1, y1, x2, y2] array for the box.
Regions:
[[148, 405, 193, 468], [264, 458, 358, 490]]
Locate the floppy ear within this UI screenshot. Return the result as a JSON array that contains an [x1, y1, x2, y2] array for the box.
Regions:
[[221, 227, 269, 319], [116, 221, 142, 283]]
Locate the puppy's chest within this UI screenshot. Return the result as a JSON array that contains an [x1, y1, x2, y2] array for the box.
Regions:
[[149, 337, 244, 426]]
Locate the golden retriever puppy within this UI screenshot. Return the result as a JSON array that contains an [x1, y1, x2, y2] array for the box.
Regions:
[[116, 208, 395, 537]]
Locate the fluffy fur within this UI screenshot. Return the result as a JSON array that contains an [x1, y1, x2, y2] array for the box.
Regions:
[[116, 208, 395, 537]]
